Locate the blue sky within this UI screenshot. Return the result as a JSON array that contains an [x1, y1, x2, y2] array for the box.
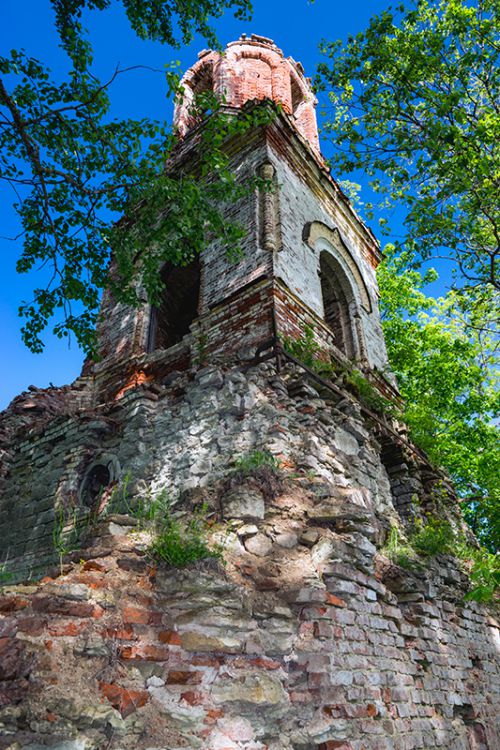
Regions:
[[1, 0, 425, 409]]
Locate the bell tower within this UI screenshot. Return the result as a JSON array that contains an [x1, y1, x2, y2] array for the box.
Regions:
[[1, 39, 498, 750], [95, 33, 393, 402]]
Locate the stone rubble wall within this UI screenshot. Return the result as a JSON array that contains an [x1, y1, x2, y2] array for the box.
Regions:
[[1, 360, 397, 582], [0, 378, 94, 578], [0, 475, 498, 750], [1, 364, 498, 749]]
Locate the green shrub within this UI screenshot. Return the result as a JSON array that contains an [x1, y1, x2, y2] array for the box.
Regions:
[[53, 505, 80, 574], [381, 524, 419, 569], [283, 325, 396, 416], [103, 472, 132, 517], [90, 477, 220, 569], [149, 501, 221, 568], [283, 327, 339, 379], [381, 517, 499, 604], [106, 481, 220, 568], [464, 547, 500, 603], [345, 368, 397, 417], [453, 541, 500, 603], [411, 515, 456, 557], [0, 562, 13, 587], [282, 325, 321, 369], [233, 449, 280, 475]]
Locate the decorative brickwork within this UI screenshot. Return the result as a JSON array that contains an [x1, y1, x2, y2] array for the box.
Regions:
[[174, 34, 320, 152]]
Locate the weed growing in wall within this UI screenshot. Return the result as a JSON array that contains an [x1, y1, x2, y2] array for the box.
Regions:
[[282, 325, 322, 369], [149, 500, 222, 568], [381, 524, 420, 571], [282, 324, 396, 417], [102, 472, 132, 517], [233, 449, 281, 475], [230, 449, 284, 501], [104, 474, 174, 531], [381, 517, 499, 604], [52, 505, 80, 575], [344, 368, 397, 417], [0, 560, 13, 587], [194, 331, 209, 366], [410, 515, 456, 557], [105, 479, 221, 568]]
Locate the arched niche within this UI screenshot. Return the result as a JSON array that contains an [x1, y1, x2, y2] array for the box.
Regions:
[[290, 70, 308, 114], [78, 455, 120, 511], [190, 63, 214, 96], [319, 251, 357, 358], [174, 61, 216, 133], [232, 50, 273, 103], [147, 257, 201, 352]]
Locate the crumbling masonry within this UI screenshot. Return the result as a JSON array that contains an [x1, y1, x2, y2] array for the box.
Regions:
[[0, 35, 498, 750]]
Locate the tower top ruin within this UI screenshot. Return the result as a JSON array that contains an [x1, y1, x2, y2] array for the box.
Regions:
[[173, 33, 320, 152]]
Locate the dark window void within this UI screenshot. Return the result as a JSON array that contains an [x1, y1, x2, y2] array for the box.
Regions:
[[192, 65, 214, 98], [80, 464, 110, 510], [319, 251, 355, 358], [148, 257, 201, 351]]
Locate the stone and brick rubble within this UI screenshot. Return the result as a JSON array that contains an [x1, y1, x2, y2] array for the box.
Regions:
[[0, 466, 498, 750], [0, 361, 405, 582]]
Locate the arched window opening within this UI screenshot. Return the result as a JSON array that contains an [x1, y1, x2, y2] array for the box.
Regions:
[[148, 257, 201, 351], [319, 251, 356, 358], [78, 455, 120, 515], [191, 66, 214, 104], [290, 76, 303, 113], [79, 464, 111, 511], [187, 65, 214, 126]]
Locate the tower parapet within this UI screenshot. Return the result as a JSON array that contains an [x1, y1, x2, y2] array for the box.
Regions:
[[174, 33, 320, 152]]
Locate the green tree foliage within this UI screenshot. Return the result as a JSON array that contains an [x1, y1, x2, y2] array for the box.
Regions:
[[378, 248, 499, 551], [0, 0, 254, 354], [51, 0, 252, 59], [317, 0, 500, 291]]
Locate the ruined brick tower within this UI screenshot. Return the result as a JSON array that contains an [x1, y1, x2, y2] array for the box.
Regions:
[[94, 33, 391, 402], [0, 35, 498, 750]]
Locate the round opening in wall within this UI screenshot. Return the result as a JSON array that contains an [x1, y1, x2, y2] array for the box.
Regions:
[[78, 455, 120, 512], [80, 464, 110, 509]]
